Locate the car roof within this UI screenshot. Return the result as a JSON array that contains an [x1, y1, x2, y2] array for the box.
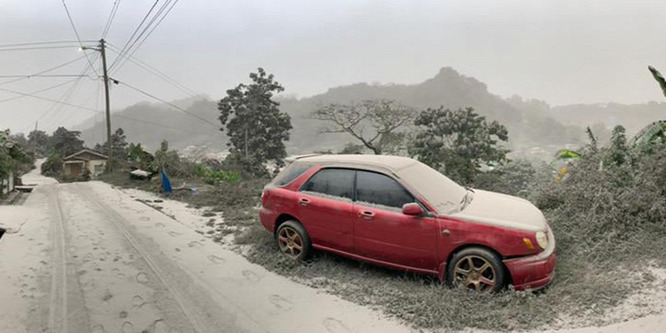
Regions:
[[294, 154, 418, 173]]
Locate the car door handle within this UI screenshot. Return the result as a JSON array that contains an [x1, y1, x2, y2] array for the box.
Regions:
[[299, 198, 310, 206], [360, 211, 375, 220]]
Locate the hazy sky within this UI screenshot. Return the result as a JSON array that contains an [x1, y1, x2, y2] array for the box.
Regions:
[[2, 0, 666, 134]]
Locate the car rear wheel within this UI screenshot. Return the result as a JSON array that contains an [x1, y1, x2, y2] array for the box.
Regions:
[[447, 247, 505, 293], [276, 221, 311, 261]]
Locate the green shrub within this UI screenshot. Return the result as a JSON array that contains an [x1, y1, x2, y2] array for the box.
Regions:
[[41, 152, 63, 178], [193, 163, 241, 184]]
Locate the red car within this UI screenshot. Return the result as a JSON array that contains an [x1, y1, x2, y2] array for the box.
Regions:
[[259, 155, 556, 293]]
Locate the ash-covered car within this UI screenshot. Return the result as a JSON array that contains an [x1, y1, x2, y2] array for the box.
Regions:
[[259, 154, 555, 293]]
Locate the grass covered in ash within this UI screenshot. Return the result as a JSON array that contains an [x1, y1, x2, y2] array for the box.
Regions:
[[99, 144, 666, 331]]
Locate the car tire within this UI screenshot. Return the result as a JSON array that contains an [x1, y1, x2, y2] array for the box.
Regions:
[[275, 220, 312, 261], [446, 247, 506, 293]]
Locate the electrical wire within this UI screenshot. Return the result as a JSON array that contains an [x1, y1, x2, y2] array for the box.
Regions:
[[106, 43, 199, 97], [0, 54, 87, 86], [114, 0, 178, 72], [0, 40, 94, 48], [0, 78, 79, 104], [114, 79, 218, 128], [110, 0, 161, 69], [101, 0, 122, 39], [0, 45, 84, 52], [0, 74, 91, 78], [60, 0, 100, 77]]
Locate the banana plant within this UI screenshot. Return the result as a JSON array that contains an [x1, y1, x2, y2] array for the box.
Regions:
[[633, 66, 666, 148]]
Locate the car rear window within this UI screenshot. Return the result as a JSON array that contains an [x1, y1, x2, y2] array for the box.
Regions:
[[300, 168, 354, 200], [272, 162, 314, 186], [356, 170, 415, 209]]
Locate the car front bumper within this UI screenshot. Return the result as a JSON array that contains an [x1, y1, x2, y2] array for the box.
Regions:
[[504, 227, 556, 291]]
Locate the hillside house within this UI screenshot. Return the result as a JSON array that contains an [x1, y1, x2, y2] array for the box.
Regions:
[[63, 149, 108, 179]]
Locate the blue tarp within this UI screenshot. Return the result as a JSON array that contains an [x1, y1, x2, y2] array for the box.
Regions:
[[161, 170, 172, 194]]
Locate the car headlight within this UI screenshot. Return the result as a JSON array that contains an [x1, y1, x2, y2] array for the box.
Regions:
[[536, 231, 548, 250]]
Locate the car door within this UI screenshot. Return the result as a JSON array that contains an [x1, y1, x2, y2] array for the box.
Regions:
[[353, 170, 438, 270], [297, 168, 355, 252]]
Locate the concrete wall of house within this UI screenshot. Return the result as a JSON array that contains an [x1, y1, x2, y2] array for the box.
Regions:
[[88, 160, 107, 177]]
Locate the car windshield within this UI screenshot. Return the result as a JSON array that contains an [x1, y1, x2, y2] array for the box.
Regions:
[[396, 161, 467, 214]]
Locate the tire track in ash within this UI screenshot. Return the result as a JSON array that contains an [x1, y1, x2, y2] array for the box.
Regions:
[[48, 185, 69, 333], [47, 185, 90, 333], [76, 184, 245, 333]]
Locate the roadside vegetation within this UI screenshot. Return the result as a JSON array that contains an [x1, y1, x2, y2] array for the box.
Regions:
[[94, 68, 666, 331], [0, 129, 34, 198]]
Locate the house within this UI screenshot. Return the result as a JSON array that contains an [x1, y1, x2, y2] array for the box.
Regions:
[[63, 149, 108, 179]]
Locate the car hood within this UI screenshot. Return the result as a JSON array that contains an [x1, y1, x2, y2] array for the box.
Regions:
[[448, 189, 548, 232]]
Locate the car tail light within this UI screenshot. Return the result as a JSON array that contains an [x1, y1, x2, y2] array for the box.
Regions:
[[261, 190, 269, 207]]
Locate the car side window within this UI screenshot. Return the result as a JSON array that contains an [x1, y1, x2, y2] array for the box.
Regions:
[[356, 170, 415, 209], [300, 168, 354, 200], [272, 162, 313, 186]]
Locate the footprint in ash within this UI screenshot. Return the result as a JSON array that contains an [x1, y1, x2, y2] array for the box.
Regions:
[[242, 270, 262, 283], [136, 272, 149, 284], [268, 294, 293, 314], [206, 255, 225, 264], [132, 295, 146, 309], [121, 321, 134, 333], [187, 241, 203, 248], [140, 216, 150, 221], [91, 324, 107, 333], [322, 317, 352, 333]]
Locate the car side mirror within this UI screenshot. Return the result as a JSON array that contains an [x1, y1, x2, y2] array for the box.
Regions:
[[402, 203, 424, 216], [0, 228, 5, 242]]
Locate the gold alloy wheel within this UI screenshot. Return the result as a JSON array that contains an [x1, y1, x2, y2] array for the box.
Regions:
[[453, 255, 497, 293], [277, 226, 303, 258]]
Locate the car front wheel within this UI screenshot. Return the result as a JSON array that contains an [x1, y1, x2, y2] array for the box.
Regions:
[[447, 247, 506, 293], [276, 220, 312, 261]]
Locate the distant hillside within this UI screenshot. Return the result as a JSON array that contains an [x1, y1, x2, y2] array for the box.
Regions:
[[74, 67, 666, 156], [280, 67, 583, 153], [549, 102, 666, 136], [77, 98, 227, 152]]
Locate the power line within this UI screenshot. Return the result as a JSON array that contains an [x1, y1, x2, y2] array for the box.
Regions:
[[0, 45, 85, 52], [0, 54, 87, 86], [106, 43, 199, 97], [0, 78, 79, 104], [0, 40, 93, 48], [112, 0, 180, 75], [101, 0, 122, 39], [114, 79, 218, 128], [110, 0, 161, 70], [40, 55, 100, 130], [0, 74, 91, 78], [0, 85, 98, 112], [116, 0, 177, 69], [60, 0, 100, 77]]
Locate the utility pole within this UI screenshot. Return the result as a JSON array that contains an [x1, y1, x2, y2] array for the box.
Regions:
[[32, 121, 37, 156], [81, 40, 113, 170], [100, 39, 112, 169]]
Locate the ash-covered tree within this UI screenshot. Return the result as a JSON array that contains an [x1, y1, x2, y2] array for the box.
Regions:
[[218, 68, 292, 173], [607, 125, 629, 166], [50, 127, 84, 157], [1, 129, 33, 182], [27, 129, 51, 157], [408, 107, 509, 184], [311, 99, 414, 155], [95, 128, 129, 160]]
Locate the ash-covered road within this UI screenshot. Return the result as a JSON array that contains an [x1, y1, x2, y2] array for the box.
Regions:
[[0, 168, 408, 333]]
